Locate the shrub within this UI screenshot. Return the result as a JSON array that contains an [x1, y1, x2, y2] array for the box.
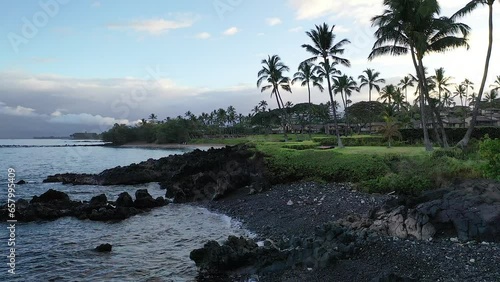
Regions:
[[479, 136, 500, 180]]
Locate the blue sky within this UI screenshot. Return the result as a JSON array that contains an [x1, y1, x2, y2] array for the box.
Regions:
[[1, 0, 499, 138]]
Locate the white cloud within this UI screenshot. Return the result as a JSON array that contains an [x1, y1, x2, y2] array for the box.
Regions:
[[257, 32, 265, 36], [288, 26, 303, 33], [223, 27, 239, 36], [108, 15, 195, 36], [335, 25, 350, 33], [0, 102, 39, 117], [49, 113, 131, 126], [91, 1, 101, 8], [266, 17, 282, 26], [195, 32, 211, 39], [288, 0, 382, 24]]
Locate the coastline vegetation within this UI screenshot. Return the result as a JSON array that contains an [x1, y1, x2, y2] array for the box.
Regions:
[[100, 0, 500, 196]]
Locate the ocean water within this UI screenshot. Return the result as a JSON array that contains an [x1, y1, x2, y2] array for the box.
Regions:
[[0, 139, 253, 281]]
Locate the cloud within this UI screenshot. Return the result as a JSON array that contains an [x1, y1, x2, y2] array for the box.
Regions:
[[288, 26, 303, 33], [30, 57, 58, 64], [91, 1, 101, 8], [257, 32, 265, 36], [288, 0, 382, 24], [49, 113, 131, 126], [223, 27, 239, 36], [108, 15, 195, 36], [195, 32, 211, 39], [266, 17, 282, 26], [0, 102, 40, 117], [335, 25, 350, 33]]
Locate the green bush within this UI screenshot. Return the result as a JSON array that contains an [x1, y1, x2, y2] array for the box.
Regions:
[[400, 127, 500, 144], [480, 136, 500, 180], [262, 148, 391, 183]]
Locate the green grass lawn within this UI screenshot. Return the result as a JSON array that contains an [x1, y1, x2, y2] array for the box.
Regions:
[[334, 146, 431, 156]]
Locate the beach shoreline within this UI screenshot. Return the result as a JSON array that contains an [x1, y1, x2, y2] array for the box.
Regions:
[[117, 142, 226, 150]]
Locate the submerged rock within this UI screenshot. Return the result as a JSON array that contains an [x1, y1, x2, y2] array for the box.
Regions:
[[95, 244, 112, 253]]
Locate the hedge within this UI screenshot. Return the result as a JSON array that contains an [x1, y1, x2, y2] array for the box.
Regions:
[[400, 127, 500, 144]]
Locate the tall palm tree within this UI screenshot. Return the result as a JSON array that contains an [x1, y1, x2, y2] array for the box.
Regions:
[[430, 67, 453, 108], [370, 0, 470, 151], [483, 89, 499, 120], [148, 113, 158, 124], [398, 76, 415, 104], [292, 62, 324, 138], [453, 0, 496, 148], [454, 85, 467, 107], [358, 68, 385, 102], [461, 78, 475, 107], [257, 55, 292, 140], [378, 84, 399, 107], [332, 75, 359, 134], [454, 85, 468, 127], [302, 23, 351, 148]]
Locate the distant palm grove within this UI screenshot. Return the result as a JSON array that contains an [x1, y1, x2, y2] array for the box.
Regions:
[[103, 0, 500, 150]]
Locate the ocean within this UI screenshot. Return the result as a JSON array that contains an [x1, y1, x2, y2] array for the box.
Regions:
[[0, 139, 252, 281]]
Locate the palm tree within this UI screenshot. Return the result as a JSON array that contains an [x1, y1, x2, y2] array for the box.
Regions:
[[461, 79, 475, 107], [258, 100, 268, 112], [302, 23, 351, 148], [454, 85, 468, 127], [358, 68, 385, 102], [398, 76, 414, 104], [380, 111, 402, 148], [332, 75, 359, 134], [257, 55, 292, 140], [453, 0, 496, 148], [370, 0, 470, 151], [292, 62, 324, 138], [454, 85, 467, 107], [378, 84, 399, 106], [430, 67, 453, 108], [491, 75, 500, 91], [483, 89, 499, 120], [148, 113, 158, 124]]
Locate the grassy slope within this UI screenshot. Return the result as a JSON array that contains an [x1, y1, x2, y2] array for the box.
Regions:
[[192, 134, 483, 195]]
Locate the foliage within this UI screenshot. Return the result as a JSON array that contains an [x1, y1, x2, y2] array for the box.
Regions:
[[400, 128, 500, 144], [480, 136, 500, 180], [346, 101, 385, 127], [259, 146, 391, 184], [102, 124, 137, 145]]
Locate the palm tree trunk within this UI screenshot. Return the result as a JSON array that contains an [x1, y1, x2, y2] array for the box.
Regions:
[[325, 58, 343, 148], [458, 3, 494, 148], [307, 82, 312, 140], [275, 89, 288, 142], [410, 48, 433, 151]]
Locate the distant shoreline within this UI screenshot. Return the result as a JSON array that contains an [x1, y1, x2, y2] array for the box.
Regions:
[[118, 142, 225, 150]]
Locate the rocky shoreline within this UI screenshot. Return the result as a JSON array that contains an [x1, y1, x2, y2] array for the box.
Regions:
[[13, 145, 500, 281], [195, 182, 500, 281]]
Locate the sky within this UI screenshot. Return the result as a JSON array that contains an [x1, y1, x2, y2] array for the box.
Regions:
[[1, 0, 499, 138]]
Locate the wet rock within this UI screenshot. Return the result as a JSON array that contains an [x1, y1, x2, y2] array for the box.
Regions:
[[16, 180, 26, 185], [43, 145, 270, 203], [0, 189, 165, 222], [134, 189, 157, 209], [31, 189, 70, 203], [95, 244, 112, 253], [116, 192, 134, 207], [89, 194, 107, 208]]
